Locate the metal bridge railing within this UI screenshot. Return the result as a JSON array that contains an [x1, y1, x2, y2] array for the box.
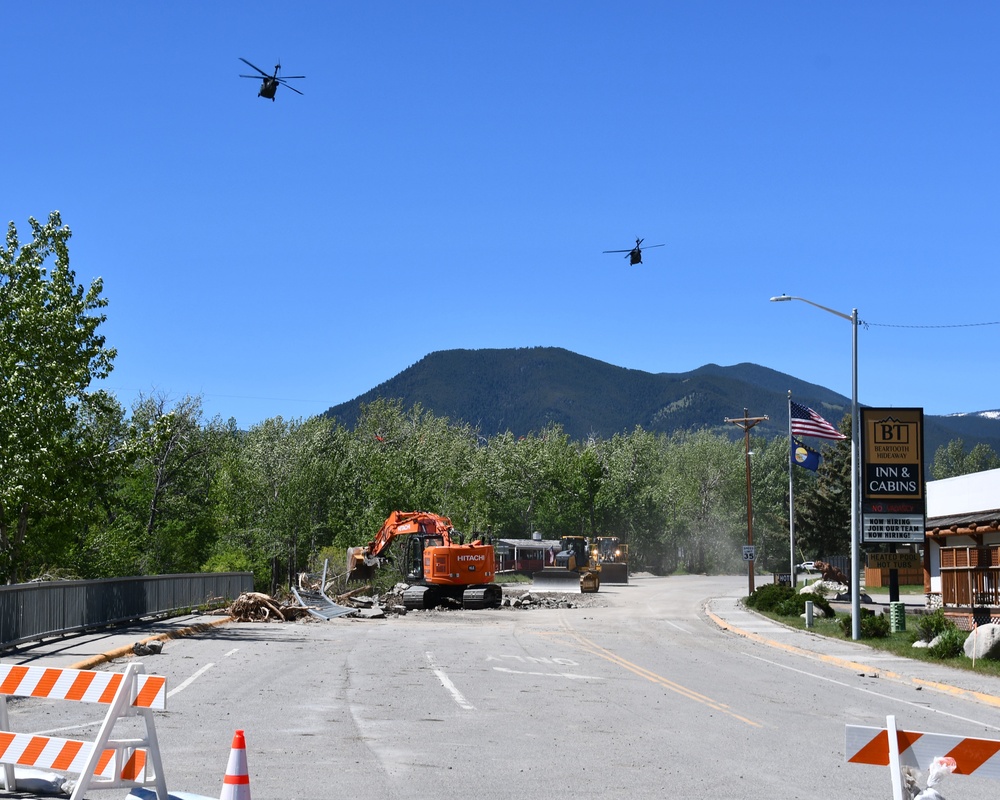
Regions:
[[0, 572, 254, 651]]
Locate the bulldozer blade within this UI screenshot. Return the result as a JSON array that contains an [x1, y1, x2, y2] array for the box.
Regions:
[[532, 568, 584, 593], [599, 563, 628, 584]]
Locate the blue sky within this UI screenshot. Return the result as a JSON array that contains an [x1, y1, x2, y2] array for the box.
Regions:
[[5, 3, 998, 428]]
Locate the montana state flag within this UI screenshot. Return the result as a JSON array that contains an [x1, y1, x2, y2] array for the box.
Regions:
[[791, 437, 820, 471]]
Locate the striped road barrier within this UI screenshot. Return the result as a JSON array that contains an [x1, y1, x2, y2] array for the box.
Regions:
[[0, 661, 168, 799], [846, 714, 1000, 799]]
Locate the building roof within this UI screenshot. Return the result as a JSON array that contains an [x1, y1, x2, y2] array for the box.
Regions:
[[927, 468, 1000, 518], [927, 508, 1000, 529], [496, 538, 561, 549]]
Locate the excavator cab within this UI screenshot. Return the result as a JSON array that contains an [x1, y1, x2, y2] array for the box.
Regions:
[[404, 535, 445, 582], [595, 536, 629, 584]]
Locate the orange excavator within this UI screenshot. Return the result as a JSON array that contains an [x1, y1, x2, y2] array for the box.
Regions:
[[346, 511, 502, 610]]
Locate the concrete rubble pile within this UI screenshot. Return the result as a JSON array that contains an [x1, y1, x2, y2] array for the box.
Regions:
[[227, 581, 597, 624], [332, 585, 589, 619]]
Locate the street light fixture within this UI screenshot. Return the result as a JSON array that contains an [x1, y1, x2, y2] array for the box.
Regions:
[[770, 294, 861, 641]]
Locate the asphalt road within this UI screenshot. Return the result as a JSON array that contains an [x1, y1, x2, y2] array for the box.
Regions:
[[3, 575, 999, 799]]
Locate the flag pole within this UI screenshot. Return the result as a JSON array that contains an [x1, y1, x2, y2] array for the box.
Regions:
[[788, 391, 796, 588]]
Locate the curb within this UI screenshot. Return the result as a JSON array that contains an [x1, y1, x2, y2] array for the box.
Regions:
[[705, 602, 1000, 709], [70, 617, 235, 670]]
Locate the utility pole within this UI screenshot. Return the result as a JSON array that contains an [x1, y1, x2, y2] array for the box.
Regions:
[[725, 409, 769, 595]]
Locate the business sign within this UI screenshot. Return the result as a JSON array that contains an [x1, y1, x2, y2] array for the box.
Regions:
[[862, 515, 925, 542], [861, 408, 925, 543], [866, 552, 921, 570]]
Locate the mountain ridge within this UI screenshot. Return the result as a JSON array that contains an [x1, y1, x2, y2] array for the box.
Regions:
[[322, 347, 1000, 460]]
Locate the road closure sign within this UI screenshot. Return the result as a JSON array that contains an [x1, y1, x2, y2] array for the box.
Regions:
[[861, 407, 926, 544]]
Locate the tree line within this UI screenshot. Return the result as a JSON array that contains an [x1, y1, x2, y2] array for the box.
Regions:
[[3, 214, 996, 589]]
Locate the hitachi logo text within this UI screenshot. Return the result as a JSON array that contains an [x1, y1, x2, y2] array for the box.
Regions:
[[457, 555, 486, 562]]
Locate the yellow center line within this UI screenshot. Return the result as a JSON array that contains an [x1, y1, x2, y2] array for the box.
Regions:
[[541, 622, 762, 728]]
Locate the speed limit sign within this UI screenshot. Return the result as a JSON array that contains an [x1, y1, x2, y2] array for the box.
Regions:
[[742, 545, 755, 562]]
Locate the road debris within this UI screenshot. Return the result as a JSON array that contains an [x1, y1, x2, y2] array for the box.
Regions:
[[227, 591, 312, 622]]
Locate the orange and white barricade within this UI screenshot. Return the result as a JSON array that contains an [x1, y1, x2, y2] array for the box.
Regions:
[[846, 714, 1000, 799], [0, 661, 169, 800]]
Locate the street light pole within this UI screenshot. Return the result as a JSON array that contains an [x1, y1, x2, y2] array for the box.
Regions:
[[770, 294, 861, 641]]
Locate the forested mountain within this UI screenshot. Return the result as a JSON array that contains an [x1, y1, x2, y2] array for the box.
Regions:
[[323, 346, 1000, 460]]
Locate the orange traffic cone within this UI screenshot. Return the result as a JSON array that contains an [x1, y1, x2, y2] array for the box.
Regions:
[[220, 729, 251, 800]]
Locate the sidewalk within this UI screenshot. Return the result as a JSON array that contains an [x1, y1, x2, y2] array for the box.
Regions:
[[705, 593, 1000, 707], [0, 613, 233, 670]]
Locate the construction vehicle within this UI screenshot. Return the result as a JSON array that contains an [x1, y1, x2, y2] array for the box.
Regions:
[[594, 536, 629, 584], [346, 511, 502, 610], [533, 535, 601, 593]]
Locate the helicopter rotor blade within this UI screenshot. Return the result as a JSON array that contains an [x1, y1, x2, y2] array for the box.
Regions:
[[281, 83, 305, 95], [238, 57, 269, 77], [644, 244, 666, 249], [277, 75, 306, 79], [603, 249, 631, 254]]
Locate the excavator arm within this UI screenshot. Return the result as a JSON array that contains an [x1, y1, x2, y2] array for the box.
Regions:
[[347, 511, 456, 581]]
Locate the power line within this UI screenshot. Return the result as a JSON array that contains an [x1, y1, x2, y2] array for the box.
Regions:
[[862, 320, 1000, 330]]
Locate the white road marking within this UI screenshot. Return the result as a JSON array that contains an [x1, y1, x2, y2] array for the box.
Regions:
[[38, 661, 217, 733], [493, 666, 604, 680], [748, 654, 1000, 731], [35, 720, 104, 735], [224, 648, 239, 657], [168, 662, 214, 698], [426, 652, 475, 710]]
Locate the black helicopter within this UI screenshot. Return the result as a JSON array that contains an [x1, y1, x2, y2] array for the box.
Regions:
[[239, 58, 305, 100], [603, 237, 665, 266]]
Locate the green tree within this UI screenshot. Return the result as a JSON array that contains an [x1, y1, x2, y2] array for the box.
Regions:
[[592, 428, 669, 570], [931, 438, 1000, 480], [662, 429, 744, 574], [0, 213, 116, 582], [105, 394, 222, 576], [747, 435, 795, 572], [212, 415, 341, 589]]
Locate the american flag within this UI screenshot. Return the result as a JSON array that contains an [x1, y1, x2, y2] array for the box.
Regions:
[[790, 400, 847, 440]]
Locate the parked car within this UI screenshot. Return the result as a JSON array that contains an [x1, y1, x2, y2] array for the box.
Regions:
[[796, 561, 817, 573]]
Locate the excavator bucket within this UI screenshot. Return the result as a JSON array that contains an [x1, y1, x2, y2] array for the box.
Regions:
[[346, 546, 375, 583]]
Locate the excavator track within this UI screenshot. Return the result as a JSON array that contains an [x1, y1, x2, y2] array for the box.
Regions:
[[462, 584, 502, 609], [403, 585, 433, 610]]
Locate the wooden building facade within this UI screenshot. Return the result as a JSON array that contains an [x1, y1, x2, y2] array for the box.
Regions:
[[923, 468, 1000, 629]]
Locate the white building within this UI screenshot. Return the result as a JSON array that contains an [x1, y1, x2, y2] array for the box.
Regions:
[[925, 467, 1000, 626]]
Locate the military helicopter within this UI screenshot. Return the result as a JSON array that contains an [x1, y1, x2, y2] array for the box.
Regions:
[[239, 58, 305, 100], [603, 237, 665, 265]]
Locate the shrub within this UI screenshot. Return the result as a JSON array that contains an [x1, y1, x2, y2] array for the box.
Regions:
[[777, 592, 835, 618], [840, 607, 891, 638], [861, 612, 891, 638], [914, 608, 956, 643], [928, 627, 966, 659], [746, 584, 795, 613]]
